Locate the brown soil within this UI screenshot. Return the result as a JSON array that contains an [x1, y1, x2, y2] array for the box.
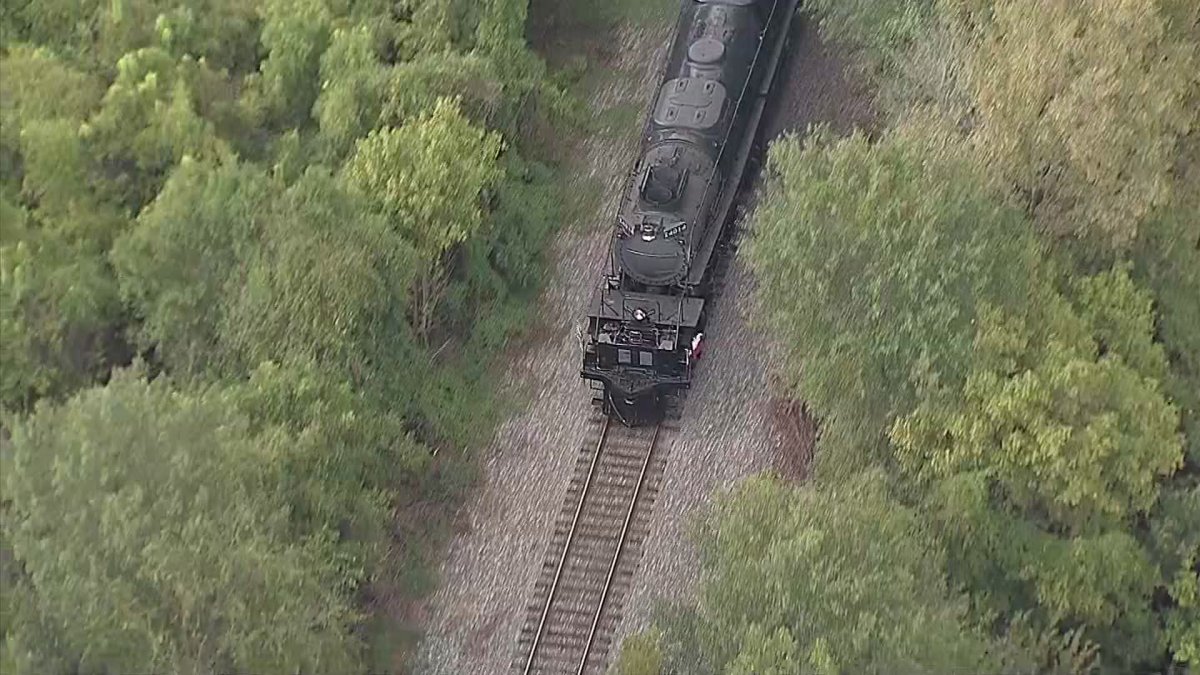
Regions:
[[762, 14, 880, 141], [772, 398, 817, 482]]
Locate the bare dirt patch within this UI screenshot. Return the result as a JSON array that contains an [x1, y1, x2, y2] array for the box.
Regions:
[[764, 14, 880, 141], [772, 398, 817, 482]]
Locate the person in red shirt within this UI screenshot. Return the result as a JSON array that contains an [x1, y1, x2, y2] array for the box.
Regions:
[[689, 333, 705, 362]]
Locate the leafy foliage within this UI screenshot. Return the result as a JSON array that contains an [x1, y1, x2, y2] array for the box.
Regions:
[[113, 159, 436, 528], [344, 98, 503, 259], [1134, 183, 1200, 467], [965, 0, 1196, 249], [229, 359, 422, 550], [808, 0, 1197, 252], [747, 127, 1038, 476], [892, 277, 1182, 533], [0, 198, 123, 409], [892, 277, 1180, 662], [225, 169, 422, 379], [315, 23, 389, 156], [343, 97, 504, 339], [1149, 483, 1200, 664], [85, 47, 235, 207], [731, 2, 1198, 669], [1, 0, 564, 671], [2, 0, 262, 71], [255, 0, 332, 128], [0, 45, 103, 132], [655, 473, 1001, 674], [1, 371, 363, 674], [112, 159, 274, 376]]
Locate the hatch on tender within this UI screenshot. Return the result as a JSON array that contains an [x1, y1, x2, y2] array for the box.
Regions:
[[652, 77, 726, 130]]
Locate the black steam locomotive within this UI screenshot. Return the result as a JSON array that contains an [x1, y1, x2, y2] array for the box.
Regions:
[[581, 0, 799, 425]]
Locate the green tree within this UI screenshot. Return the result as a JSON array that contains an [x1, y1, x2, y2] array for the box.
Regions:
[[342, 97, 503, 340], [115, 160, 428, 400], [967, 0, 1196, 249], [315, 24, 388, 156], [222, 169, 419, 373], [0, 44, 102, 130], [0, 198, 123, 410], [661, 473, 1001, 674], [14, 116, 130, 249], [747, 127, 1038, 478], [0, 45, 105, 216], [15, 120, 91, 217], [891, 270, 1184, 667], [766, 0, 1197, 669], [1, 370, 363, 674], [1149, 483, 1200, 666], [343, 97, 502, 261], [474, 0, 529, 56], [230, 358, 426, 554], [806, 0, 1197, 250], [382, 52, 504, 128], [892, 296, 1181, 531], [0, 0, 260, 71], [1071, 264, 1169, 381], [400, 0, 479, 53], [84, 47, 232, 207], [111, 159, 436, 499], [914, 471, 1152, 671], [0, 47, 131, 411], [1134, 191, 1200, 467], [254, 0, 331, 128], [113, 158, 274, 377], [2, 0, 561, 670]]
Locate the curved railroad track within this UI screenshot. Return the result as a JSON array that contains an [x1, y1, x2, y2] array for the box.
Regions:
[[513, 416, 668, 674]]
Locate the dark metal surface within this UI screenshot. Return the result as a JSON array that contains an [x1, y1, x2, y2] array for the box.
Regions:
[[581, 0, 800, 425], [589, 289, 704, 328]]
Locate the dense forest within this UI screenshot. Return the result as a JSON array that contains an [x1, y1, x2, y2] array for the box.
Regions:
[[3, 0, 1197, 673], [0, 0, 568, 672], [621, 0, 1198, 673]]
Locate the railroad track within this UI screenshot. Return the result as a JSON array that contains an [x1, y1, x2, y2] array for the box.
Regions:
[[513, 416, 669, 674]]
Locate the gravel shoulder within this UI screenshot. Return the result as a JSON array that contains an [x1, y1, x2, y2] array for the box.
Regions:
[[414, 13, 875, 674], [414, 23, 673, 675], [612, 13, 877, 646]]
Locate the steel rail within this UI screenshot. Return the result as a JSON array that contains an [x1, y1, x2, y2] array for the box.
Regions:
[[576, 423, 661, 675], [523, 416, 613, 675]]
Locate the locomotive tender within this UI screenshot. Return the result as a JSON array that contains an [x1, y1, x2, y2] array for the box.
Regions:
[[581, 0, 799, 425]]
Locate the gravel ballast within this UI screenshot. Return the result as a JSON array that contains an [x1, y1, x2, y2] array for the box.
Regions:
[[613, 14, 878, 645], [414, 14, 874, 674], [414, 23, 673, 675]]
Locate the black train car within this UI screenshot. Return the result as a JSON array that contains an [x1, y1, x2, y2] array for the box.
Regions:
[[581, 0, 799, 425]]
